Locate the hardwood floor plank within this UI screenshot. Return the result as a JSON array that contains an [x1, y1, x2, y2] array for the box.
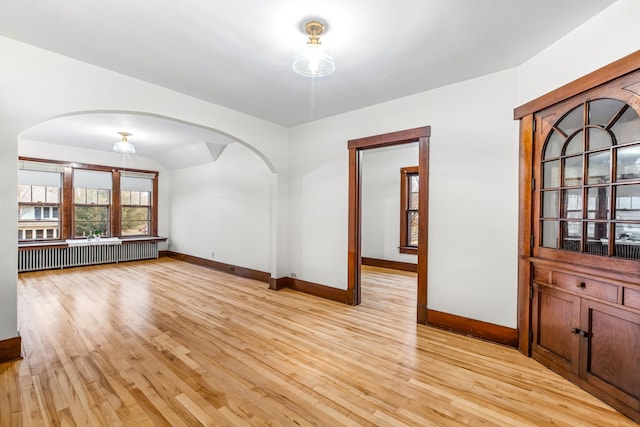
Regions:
[[2, 259, 635, 426]]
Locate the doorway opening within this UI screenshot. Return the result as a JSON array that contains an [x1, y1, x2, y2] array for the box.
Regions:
[[347, 126, 430, 324]]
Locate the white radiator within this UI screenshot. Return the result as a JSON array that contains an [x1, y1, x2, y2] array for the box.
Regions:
[[18, 242, 158, 272]]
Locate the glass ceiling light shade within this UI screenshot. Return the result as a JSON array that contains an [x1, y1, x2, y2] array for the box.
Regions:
[[113, 131, 135, 154], [292, 20, 335, 77]]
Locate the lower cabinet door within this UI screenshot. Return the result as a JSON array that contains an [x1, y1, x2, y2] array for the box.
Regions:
[[531, 283, 581, 376], [580, 299, 640, 414]]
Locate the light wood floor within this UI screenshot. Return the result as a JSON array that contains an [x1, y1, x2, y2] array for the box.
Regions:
[[2, 259, 635, 426]]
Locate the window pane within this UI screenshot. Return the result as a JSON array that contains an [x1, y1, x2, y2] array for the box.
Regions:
[[543, 160, 560, 188], [130, 191, 141, 205], [35, 229, 44, 239], [408, 211, 418, 246], [611, 106, 640, 145], [409, 193, 418, 210], [587, 187, 609, 219], [46, 186, 60, 203], [615, 184, 640, 220], [74, 206, 109, 237], [588, 99, 625, 127], [563, 189, 582, 219], [74, 188, 86, 204], [588, 127, 612, 151], [544, 131, 564, 159], [18, 185, 31, 202], [86, 189, 98, 204], [25, 230, 33, 239], [585, 221, 608, 256], [140, 191, 150, 205], [98, 189, 110, 204], [564, 133, 583, 156], [614, 223, 640, 259], [587, 151, 610, 184], [561, 221, 581, 252], [410, 175, 419, 193], [32, 186, 46, 203], [542, 191, 558, 218], [121, 190, 131, 205], [541, 220, 558, 248], [616, 144, 640, 181], [563, 156, 583, 186], [122, 207, 150, 235], [557, 105, 583, 136]]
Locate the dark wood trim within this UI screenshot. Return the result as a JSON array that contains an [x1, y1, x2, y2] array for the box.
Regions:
[[347, 127, 430, 325], [399, 166, 419, 253], [19, 156, 159, 175], [166, 251, 270, 283], [0, 336, 22, 364], [427, 309, 518, 348], [514, 50, 640, 119], [269, 276, 292, 290], [361, 257, 417, 273], [398, 246, 418, 255], [62, 165, 73, 240], [151, 172, 159, 237], [348, 126, 431, 150], [517, 114, 534, 355], [112, 170, 122, 237], [158, 250, 170, 258], [288, 278, 349, 304]]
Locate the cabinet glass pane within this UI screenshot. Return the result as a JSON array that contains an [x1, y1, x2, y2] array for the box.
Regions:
[[543, 160, 560, 188], [615, 184, 640, 220], [557, 105, 583, 136], [563, 189, 582, 218], [542, 190, 558, 218], [614, 223, 640, 259], [564, 156, 583, 186], [587, 187, 609, 219], [587, 151, 610, 184], [561, 221, 581, 251], [585, 221, 609, 256], [611, 106, 640, 145], [616, 144, 640, 181], [588, 99, 625, 127], [588, 128, 612, 151], [564, 133, 583, 156], [544, 131, 564, 159], [541, 220, 558, 248]]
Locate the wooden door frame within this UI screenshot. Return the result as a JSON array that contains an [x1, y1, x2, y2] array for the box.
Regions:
[[347, 126, 430, 323]]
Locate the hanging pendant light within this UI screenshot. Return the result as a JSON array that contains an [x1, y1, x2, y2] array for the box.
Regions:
[[292, 20, 335, 77], [113, 131, 135, 154]]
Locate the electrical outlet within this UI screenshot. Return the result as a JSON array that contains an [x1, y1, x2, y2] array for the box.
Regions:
[[290, 273, 297, 278]]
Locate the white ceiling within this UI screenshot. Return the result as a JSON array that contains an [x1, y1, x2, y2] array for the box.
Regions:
[[1, 0, 617, 167]]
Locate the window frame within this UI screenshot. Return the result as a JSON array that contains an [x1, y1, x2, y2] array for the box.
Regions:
[[18, 157, 159, 242], [399, 166, 419, 255]]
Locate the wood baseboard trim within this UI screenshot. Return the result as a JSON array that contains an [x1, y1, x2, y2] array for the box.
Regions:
[[361, 257, 417, 272], [0, 336, 22, 364], [158, 250, 170, 258], [427, 309, 518, 348], [167, 251, 270, 283], [269, 276, 348, 304]]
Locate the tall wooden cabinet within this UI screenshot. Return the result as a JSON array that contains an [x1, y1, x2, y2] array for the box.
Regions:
[[515, 52, 640, 423]]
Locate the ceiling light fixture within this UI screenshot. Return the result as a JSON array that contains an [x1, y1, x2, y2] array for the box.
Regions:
[[292, 20, 335, 77], [113, 131, 135, 154]]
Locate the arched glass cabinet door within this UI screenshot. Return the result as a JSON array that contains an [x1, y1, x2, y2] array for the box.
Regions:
[[539, 98, 640, 259]]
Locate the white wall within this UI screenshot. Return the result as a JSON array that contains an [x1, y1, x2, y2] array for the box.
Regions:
[[0, 36, 289, 342], [361, 144, 418, 264], [169, 143, 272, 272]]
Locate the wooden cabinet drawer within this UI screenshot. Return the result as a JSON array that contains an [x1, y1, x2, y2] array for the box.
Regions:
[[552, 272, 618, 303], [624, 287, 640, 310]]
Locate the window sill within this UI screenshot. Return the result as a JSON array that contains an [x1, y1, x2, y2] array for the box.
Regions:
[[19, 236, 167, 250], [399, 246, 418, 255]]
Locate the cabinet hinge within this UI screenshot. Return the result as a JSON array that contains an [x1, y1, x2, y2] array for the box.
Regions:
[[530, 235, 535, 249], [529, 284, 534, 299]]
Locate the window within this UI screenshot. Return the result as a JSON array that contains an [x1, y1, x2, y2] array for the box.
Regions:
[[399, 166, 419, 254], [120, 173, 154, 236], [18, 163, 63, 241], [540, 99, 640, 259], [17, 158, 159, 243]]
